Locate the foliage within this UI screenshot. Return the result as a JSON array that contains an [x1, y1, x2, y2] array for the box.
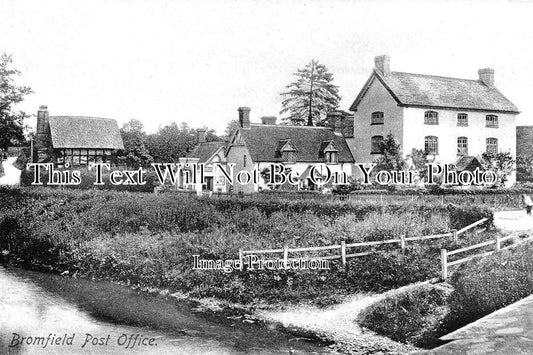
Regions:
[[373, 133, 406, 172], [120, 119, 154, 167], [0, 54, 33, 150], [224, 119, 240, 140], [360, 284, 452, 347], [517, 153, 533, 182], [146, 122, 220, 163], [481, 151, 515, 186], [280, 60, 340, 126]]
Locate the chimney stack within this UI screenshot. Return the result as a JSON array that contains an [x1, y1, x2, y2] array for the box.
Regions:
[[374, 55, 390, 76], [238, 107, 251, 129], [197, 128, 206, 143], [478, 68, 495, 88], [327, 111, 344, 135], [260, 116, 277, 125], [35, 105, 52, 162]]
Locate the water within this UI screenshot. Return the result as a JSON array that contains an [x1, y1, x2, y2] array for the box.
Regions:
[[0, 267, 333, 355]]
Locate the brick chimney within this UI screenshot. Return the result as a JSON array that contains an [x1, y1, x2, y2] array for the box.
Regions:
[[35, 105, 52, 162], [238, 107, 251, 129], [260, 116, 277, 125], [327, 111, 344, 135], [197, 128, 206, 143], [374, 55, 390, 76], [478, 68, 495, 88]]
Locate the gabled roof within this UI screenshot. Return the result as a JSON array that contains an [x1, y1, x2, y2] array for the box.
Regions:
[[350, 69, 519, 114], [49, 116, 124, 149], [234, 124, 354, 163], [186, 141, 226, 163], [455, 156, 483, 171]]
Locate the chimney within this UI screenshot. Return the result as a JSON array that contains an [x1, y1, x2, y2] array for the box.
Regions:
[[238, 107, 251, 129], [260, 116, 277, 125], [374, 55, 390, 76], [36, 105, 49, 135], [478, 68, 495, 88], [327, 111, 344, 135], [197, 128, 206, 143], [35, 105, 52, 162]]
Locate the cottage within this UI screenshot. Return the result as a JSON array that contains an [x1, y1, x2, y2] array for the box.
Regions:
[[224, 107, 354, 194], [179, 129, 228, 193], [34, 105, 124, 166], [347, 55, 519, 185]]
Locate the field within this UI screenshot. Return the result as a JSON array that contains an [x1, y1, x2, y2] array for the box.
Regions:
[[0, 186, 497, 306]]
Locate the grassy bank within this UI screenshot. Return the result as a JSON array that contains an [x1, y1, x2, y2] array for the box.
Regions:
[[360, 238, 533, 348], [0, 186, 492, 305]]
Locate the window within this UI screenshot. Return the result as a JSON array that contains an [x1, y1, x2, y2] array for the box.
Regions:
[[457, 113, 468, 126], [282, 151, 296, 163], [325, 151, 338, 163], [457, 137, 468, 156], [371, 112, 384, 125], [424, 136, 439, 154], [486, 138, 498, 154], [243, 155, 247, 167], [486, 115, 498, 128], [371, 135, 384, 154], [424, 111, 439, 125]]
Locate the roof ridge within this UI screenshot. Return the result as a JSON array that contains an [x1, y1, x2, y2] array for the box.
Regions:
[[50, 115, 115, 121], [249, 124, 331, 129], [391, 71, 481, 83]]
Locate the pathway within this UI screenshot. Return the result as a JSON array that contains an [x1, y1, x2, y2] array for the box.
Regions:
[[0, 157, 21, 186]]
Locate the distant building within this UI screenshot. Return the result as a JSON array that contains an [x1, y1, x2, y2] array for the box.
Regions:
[[179, 129, 228, 194], [347, 55, 519, 185], [224, 107, 354, 194], [34, 105, 124, 166]]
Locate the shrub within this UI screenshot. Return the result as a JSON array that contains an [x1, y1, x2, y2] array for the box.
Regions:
[[359, 284, 452, 347]]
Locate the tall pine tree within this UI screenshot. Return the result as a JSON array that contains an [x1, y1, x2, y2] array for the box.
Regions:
[[280, 60, 340, 126]]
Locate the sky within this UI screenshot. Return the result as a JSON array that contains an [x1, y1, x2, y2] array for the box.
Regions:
[[1, 0, 532, 135]]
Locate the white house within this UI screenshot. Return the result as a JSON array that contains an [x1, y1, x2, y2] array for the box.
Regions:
[[347, 55, 520, 185], [224, 107, 354, 194]]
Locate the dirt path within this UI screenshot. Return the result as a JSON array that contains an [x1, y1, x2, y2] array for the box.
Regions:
[[493, 209, 533, 234], [0, 157, 21, 186]]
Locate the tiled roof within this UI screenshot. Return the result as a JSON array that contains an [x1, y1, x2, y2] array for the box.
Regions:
[[237, 124, 354, 163], [49, 116, 124, 149], [350, 70, 519, 113], [455, 156, 483, 171], [186, 141, 226, 163], [517, 126, 533, 157]]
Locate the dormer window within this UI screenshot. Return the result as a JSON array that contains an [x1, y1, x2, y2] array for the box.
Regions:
[[282, 151, 296, 163], [320, 140, 339, 163], [486, 115, 498, 128], [424, 111, 439, 125], [457, 113, 468, 126], [279, 139, 297, 164], [371, 112, 384, 125], [325, 151, 338, 164]]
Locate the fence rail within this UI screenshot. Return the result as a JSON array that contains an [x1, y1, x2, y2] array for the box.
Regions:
[[440, 233, 533, 280], [238, 218, 488, 270]]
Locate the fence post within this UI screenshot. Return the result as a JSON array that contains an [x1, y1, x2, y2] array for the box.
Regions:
[[283, 245, 289, 269], [440, 249, 448, 281], [400, 235, 406, 253], [495, 235, 501, 252], [238, 248, 244, 271], [341, 241, 346, 268], [452, 229, 458, 243]]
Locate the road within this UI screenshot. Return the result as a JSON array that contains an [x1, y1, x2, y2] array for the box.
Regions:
[[0, 157, 21, 186]]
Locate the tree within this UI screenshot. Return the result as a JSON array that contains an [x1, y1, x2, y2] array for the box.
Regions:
[[280, 60, 340, 126], [373, 133, 405, 172], [120, 119, 153, 167], [481, 151, 515, 186], [0, 54, 33, 151], [517, 153, 533, 182], [224, 119, 240, 140]]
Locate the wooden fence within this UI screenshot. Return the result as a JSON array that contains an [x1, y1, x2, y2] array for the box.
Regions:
[[440, 232, 533, 280], [238, 218, 489, 270]]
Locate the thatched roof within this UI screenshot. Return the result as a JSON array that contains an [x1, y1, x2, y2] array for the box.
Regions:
[[237, 124, 354, 163], [350, 70, 519, 113], [49, 116, 124, 149], [186, 141, 226, 163]]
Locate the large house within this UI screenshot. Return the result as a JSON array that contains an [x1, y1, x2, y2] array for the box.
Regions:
[[347, 55, 520, 185], [34, 105, 124, 166], [224, 107, 354, 194]]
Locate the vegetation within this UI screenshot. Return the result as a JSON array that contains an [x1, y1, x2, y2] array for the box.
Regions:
[[0, 187, 492, 306], [0, 54, 33, 151], [280, 60, 340, 126]]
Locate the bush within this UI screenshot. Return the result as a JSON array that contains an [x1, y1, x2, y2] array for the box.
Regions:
[[359, 284, 452, 347]]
